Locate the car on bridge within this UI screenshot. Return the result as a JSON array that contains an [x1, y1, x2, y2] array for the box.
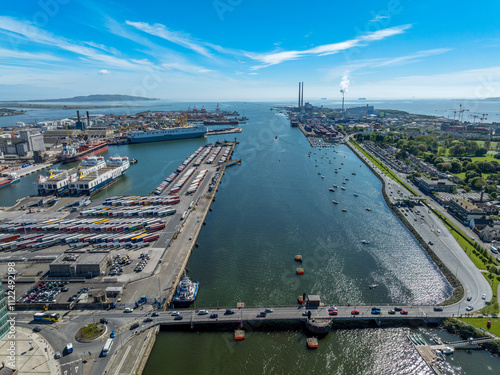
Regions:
[[400, 310, 408, 315], [371, 310, 381, 315], [351, 310, 360, 315], [329, 309, 338, 315], [265, 308, 273, 313], [174, 315, 183, 320], [124, 308, 133, 313], [466, 305, 474, 311], [130, 323, 139, 330], [433, 307, 443, 312], [394, 307, 402, 311], [388, 310, 396, 315], [152, 312, 159, 317], [210, 313, 218, 319], [198, 310, 209, 315], [144, 318, 153, 323], [302, 311, 309, 316], [225, 309, 235, 315], [171, 311, 180, 316], [257, 312, 267, 317]]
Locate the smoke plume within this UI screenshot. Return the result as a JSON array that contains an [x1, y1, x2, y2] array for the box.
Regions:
[[339, 72, 350, 94]]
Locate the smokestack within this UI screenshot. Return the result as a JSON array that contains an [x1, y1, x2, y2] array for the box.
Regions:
[[86, 111, 90, 129], [298, 82, 301, 108], [342, 93, 344, 113], [301, 82, 304, 107], [77, 110, 80, 122]]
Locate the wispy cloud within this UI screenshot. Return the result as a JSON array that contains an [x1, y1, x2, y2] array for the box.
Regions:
[[98, 69, 111, 74], [0, 16, 152, 71], [322, 48, 452, 81], [0, 47, 61, 61], [126, 21, 214, 57], [246, 24, 412, 69], [161, 62, 211, 74]]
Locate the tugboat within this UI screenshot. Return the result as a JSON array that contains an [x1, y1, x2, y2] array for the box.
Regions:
[[173, 272, 199, 306]]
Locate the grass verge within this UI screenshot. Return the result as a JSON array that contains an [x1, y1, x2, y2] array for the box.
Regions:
[[480, 273, 500, 315], [458, 317, 500, 337]]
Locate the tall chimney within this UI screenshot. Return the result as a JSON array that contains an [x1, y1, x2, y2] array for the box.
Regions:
[[301, 82, 304, 107], [77, 110, 80, 122], [298, 82, 301, 108], [86, 111, 90, 129]]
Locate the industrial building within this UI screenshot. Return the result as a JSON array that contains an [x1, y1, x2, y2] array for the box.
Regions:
[[49, 252, 109, 278]]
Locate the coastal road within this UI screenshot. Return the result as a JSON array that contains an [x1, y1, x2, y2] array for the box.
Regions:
[[351, 144, 492, 312]]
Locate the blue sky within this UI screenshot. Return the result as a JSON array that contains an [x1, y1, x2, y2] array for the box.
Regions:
[[0, 0, 499, 101]]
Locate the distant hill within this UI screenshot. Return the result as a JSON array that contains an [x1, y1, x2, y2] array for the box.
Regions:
[[20, 94, 159, 102], [485, 97, 500, 101]]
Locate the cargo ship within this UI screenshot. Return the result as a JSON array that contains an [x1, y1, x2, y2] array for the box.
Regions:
[[173, 274, 199, 306], [69, 155, 130, 196], [58, 140, 108, 164], [203, 120, 238, 125], [127, 125, 207, 144]]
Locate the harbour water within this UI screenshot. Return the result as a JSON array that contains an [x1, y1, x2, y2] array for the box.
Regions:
[[1, 102, 499, 373]]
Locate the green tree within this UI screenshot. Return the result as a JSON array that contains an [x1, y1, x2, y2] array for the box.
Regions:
[[486, 184, 497, 193], [437, 162, 452, 172], [438, 146, 447, 155], [466, 140, 479, 155], [471, 178, 487, 190], [475, 147, 488, 157], [490, 192, 498, 200], [451, 160, 462, 173]]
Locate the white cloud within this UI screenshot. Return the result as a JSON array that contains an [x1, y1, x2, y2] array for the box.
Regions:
[[99, 69, 111, 74], [247, 24, 412, 69], [0, 16, 153, 71], [322, 48, 452, 81], [0, 47, 61, 61], [162, 62, 211, 74], [126, 21, 213, 57]]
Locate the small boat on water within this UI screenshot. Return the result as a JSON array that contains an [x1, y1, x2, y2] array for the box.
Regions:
[[332, 200, 338, 204], [295, 255, 303, 262], [333, 184, 339, 188], [352, 172, 356, 175], [442, 347, 454, 355], [329, 188, 335, 192], [335, 170, 338, 173], [354, 193, 358, 197], [342, 181, 346, 184], [341, 186, 346, 190], [369, 284, 378, 289], [307, 337, 318, 349], [321, 175, 325, 179], [366, 207, 372, 211], [342, 209, 347, 212], [296, 267, 305, 275], [361, 240, 369, 244], [318, 172, 321, 175]]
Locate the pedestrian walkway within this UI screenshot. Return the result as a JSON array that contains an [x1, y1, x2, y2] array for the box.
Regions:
[[0, 326, 60, 375]]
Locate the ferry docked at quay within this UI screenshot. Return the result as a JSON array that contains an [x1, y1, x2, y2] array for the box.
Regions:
[[127, 124, 207, 144], [172, 274, 199, 306], [37, 155, 130, 196]]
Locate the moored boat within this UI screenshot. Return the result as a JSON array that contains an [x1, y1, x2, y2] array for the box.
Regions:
[[173, 273, 199, 306]]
